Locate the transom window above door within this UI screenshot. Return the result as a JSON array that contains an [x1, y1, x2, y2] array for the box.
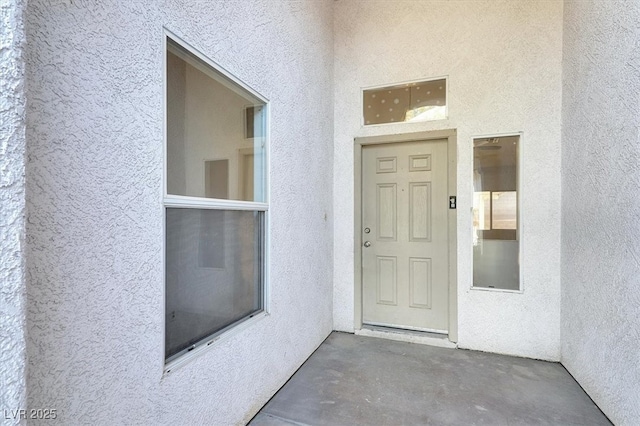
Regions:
[[363, 78, 447, 126]]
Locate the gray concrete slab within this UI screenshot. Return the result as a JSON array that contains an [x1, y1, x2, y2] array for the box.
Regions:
[[250, 332, 610, 426]]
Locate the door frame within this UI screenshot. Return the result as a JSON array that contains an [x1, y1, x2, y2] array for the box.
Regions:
[[354, 129, 458, 343]]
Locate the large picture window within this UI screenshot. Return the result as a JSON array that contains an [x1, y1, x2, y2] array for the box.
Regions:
[[164, 34, 268, 364]]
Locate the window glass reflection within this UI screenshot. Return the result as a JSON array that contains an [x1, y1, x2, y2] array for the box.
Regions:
[[473, 136, 519, 290], [167, 39, 266, 202]]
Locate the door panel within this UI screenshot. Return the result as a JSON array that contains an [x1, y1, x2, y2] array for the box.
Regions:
[[409, 182, 431, 241], [409, 257, 431, 309], [377, 184, 397, 240], [362, 140, 448, 332], [376, 256, 397, 305]]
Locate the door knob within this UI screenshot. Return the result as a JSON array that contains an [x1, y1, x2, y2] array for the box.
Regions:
[[364, 241, 371, 248]]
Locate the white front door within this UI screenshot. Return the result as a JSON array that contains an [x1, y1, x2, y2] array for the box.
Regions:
[[362, 140, 449, 333]]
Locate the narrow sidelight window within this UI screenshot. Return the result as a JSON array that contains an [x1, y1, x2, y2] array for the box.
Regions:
[[164, 35, 268, 363], [472, 135, 519, 290]]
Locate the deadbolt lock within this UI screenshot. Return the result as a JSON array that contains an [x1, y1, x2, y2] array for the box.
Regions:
[[364, 227, 370, 234]]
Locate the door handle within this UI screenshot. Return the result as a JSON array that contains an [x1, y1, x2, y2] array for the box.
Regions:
[[364, 241, 371, 248]]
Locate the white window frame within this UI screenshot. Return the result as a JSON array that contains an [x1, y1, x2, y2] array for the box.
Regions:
[[162, 29, 270, 374]]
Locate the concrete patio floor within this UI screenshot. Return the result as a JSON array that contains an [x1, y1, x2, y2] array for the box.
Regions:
[[250, 332, 610, 425]]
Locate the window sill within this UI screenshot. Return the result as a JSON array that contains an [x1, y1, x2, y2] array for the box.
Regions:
[[470, 286, 523, 294], [163, 310, 269, 377]]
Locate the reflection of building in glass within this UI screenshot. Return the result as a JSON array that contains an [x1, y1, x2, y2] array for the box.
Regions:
[[472, 135, 519, 290]]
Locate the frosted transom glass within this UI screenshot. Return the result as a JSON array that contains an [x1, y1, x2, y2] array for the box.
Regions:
[[363, 79, 446, 125]]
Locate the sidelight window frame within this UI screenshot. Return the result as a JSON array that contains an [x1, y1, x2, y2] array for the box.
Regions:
[[471, 132, 523, 293], [162, 29, 270, 373]]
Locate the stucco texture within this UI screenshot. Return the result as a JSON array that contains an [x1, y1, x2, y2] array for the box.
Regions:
[[561, 1, 640, 424], [1, 0, 28, 423], [334, 0, 563, 360], [24, 1, 334, 424]]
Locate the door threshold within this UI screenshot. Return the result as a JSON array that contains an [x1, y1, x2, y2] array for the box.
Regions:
[[356, 325, 457, 349]]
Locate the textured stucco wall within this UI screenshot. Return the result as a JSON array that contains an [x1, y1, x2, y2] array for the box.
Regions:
[[561, 1, 640, 423], [334, 0, 563, 360], [25, 1, 334, 424], [0, 0, 27, 423]]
